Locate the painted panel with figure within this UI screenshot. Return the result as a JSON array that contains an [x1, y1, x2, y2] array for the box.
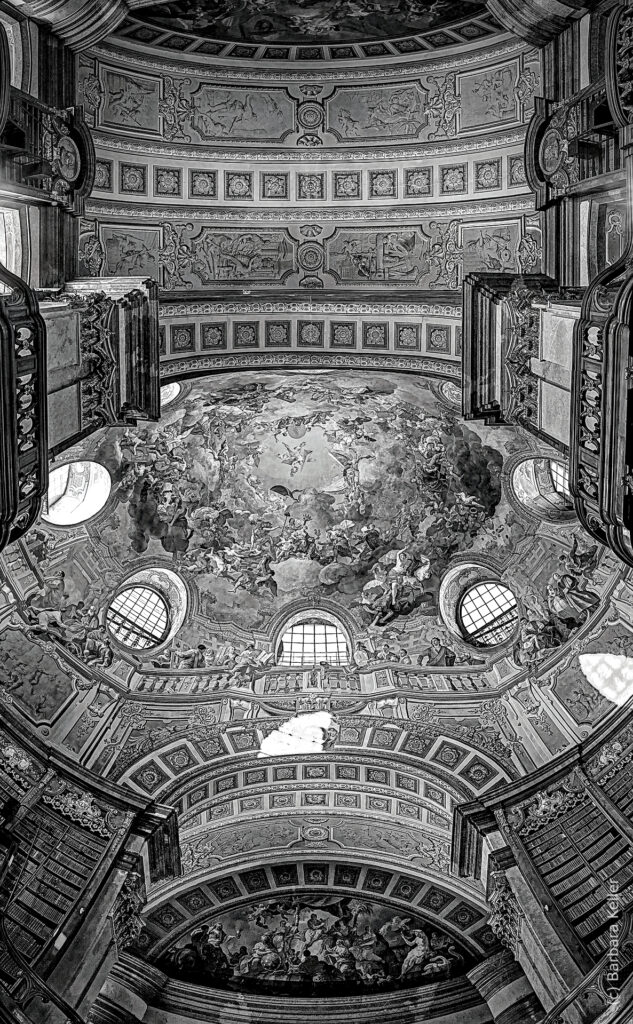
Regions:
[[100, 226, 162, 278], [99, 68, 162, 135], [327, 83, 428, 142], [158, 896, 472, 994], [459, 64, 520, 131], [327, 228, 431, 285], [187, 84, 295, 143], [462, 223, 521, 274]]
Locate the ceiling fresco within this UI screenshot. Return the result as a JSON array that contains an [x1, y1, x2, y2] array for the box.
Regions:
[[84, 370, 503, 632], [158, 895, 472, 994], [132, 0, 489, 45], [7, 369, 616, 700]]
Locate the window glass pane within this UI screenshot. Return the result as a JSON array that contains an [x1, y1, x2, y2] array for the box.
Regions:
[[278, 620, 348, 666], [550, 460, 571, 499], [460, 582, 518, 647], [107, 586, 169, 650]]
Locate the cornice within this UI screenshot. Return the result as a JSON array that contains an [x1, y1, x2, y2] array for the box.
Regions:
[[160, 300, 463, 316], [85, 196, 536, 222], [160, 351, 462, 378], [91, 127, 528, 161]]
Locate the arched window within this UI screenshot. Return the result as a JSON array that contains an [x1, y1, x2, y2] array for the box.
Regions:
[[458, 581, 518, 647], [160, 382, 181, 408], [42, 461, 111, 526], [510, 457, 573, 521], [106, 585, 170, 650], [277, 618, 349, 666]]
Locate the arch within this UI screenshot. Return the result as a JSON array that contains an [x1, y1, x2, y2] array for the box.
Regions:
[[42, 461, 111, 526]]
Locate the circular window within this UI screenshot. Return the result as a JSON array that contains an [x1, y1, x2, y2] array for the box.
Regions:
[[42, 461, 111, 526], [277, 618, 349, 666], [510, 457, 573, 521], [458, 581, 518, 647], [106, 586, 170, 651], [160, 382, 181, 408]]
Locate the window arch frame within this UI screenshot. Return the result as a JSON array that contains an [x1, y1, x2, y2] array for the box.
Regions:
[[106, 583, 171, 652], [507, 455, 575, 523], [457, 579, 519, 648], [42, 460, 112, 528], [275, 610, 351, 667]]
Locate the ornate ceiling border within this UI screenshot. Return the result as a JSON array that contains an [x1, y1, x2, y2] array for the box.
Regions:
[[85, 197, 536, 222], [159, 352, 462, 378], [160, 300, 462, 316], [91, 38, 529, 84], [91, 128, 528, 161], [111, 9, 506, 69]]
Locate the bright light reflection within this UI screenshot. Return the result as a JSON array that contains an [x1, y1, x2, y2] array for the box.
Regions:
[[579, 654, 633, 706], [161, 382, 181, 408], [42, 461, 111, 525], [259, 712, 335, 757]]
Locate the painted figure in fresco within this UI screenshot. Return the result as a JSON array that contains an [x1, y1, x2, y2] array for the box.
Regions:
[[558, 535, 599, 588], [399, 929, 431, 978], [176, 644, 208, 668], [381, 233, 419, 279], [512, 616, 568, 668], [106, 75, 156, 128], [547, 573, 600, 627], [417, 636, 458, 666], [138, 0, 482, 46]]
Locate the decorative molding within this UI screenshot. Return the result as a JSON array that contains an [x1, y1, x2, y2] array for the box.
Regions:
[[85, 197, 536, 222], [161, 351, 462, 377], [161, 301, 462, 317], [92, 127, 529, 161], [41, 778, 114, 837], [487, 872, 523, 956]]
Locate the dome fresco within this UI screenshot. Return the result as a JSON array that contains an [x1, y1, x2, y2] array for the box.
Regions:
[[89, 370, 504, 633], [132, 0, 488, 45], [14, 370, 612, 684]]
